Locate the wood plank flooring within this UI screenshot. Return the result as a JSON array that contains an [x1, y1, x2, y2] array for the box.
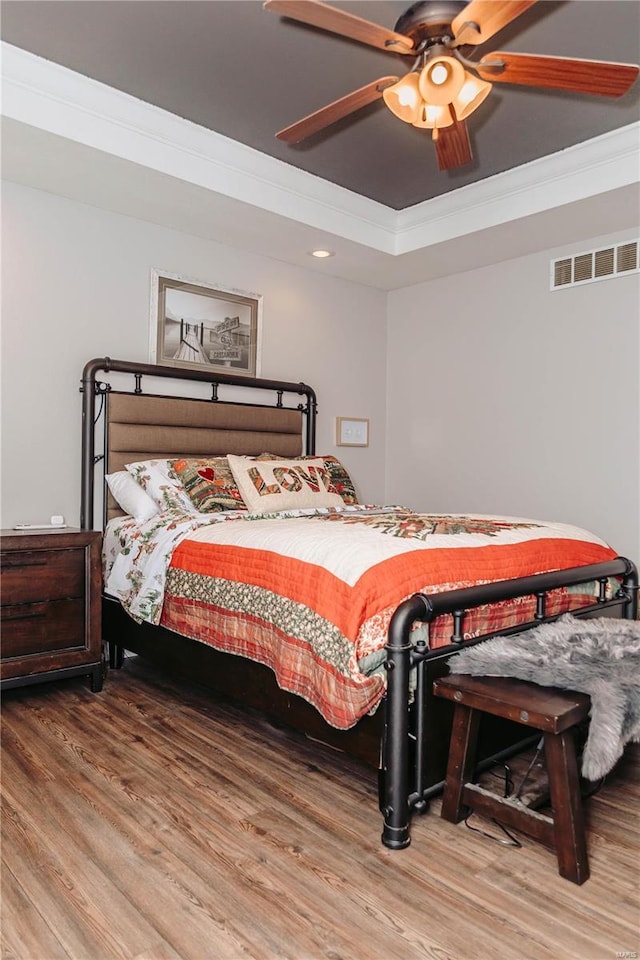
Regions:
[[2, 656, 638, 960]]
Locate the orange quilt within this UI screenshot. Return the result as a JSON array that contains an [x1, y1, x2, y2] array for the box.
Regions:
[[159, 510, 617, 728]]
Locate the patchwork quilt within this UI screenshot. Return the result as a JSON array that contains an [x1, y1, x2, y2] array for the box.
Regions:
[[103, 506, 617, 728]]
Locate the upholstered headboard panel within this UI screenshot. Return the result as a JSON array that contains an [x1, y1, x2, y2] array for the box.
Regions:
[[105, 391, 305, 522]]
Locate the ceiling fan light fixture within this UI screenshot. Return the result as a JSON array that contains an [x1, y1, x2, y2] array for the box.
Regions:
[[452, 72, 493, 121], [418, 56, 465, 106], [382, 72, 421, 123], [412, 102, 454, 132]]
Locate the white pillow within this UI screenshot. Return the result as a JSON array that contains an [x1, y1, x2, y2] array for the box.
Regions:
[[106, 471, 159, 521], [227, 455, 344, 514], [124, 459, 198, 515]]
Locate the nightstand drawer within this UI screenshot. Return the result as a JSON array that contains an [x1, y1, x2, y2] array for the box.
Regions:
[[1, 598, 86, 660], [0, 528, 103, 692], [1, 548, 84, 604]]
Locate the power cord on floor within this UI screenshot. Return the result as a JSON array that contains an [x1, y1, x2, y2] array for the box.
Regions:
[[513, 737, 545, 801], [464, 813, 523, 847], [464, 760, 523, 847]]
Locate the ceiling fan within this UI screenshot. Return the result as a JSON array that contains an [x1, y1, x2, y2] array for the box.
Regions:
[[263, 0, 639, 171]]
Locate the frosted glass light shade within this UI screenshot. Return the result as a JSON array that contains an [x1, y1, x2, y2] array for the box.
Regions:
[[418, 56, 465, 106], [382, 73, 422, 123], [412, 103, 454, 130], [452, 73, 493, 120]]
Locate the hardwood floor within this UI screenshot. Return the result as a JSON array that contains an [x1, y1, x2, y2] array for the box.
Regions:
[[2, 656, 638, 960]]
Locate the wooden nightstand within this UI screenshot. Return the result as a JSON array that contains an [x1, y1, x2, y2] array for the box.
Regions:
[[1, 528, 103, 692]]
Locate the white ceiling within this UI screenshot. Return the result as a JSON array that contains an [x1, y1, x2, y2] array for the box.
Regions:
[[1, 1, 639, 289]]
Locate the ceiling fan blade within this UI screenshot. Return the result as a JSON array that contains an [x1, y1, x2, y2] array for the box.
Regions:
[[434, 118, 473, 171], [452, 0, 537, 46], [476, 52, 640, 97], [276, 77, 398, 143], [263, 0, 414, 54]]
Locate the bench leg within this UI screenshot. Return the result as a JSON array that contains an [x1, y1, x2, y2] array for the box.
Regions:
[[545, 730, 590, 885], [441, 704, 481, 823]]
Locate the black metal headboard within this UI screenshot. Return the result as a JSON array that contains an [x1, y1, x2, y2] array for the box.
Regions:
[[80, 357, 317, 530]]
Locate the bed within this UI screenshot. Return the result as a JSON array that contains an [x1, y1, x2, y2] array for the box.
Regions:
[[81, 357, 639, 849]]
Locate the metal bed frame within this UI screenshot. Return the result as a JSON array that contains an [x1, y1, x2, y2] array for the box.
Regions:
[[81, 358, 639, 849]]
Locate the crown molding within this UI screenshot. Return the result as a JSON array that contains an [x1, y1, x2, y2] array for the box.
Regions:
[[0, 43, 396, 252], [2, 42, 638, 260], [394, 122, 640, 254]]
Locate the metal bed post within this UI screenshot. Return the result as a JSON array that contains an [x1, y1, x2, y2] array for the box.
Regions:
[[80, 375, 95, 530], [381, 594, 430, 848], [621, 560, 639, 618], [305, 390, 318, 456], [80, 357, 108, 530]]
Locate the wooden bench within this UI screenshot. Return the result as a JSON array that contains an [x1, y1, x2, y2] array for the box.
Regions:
[[433, 673, 592, 884]]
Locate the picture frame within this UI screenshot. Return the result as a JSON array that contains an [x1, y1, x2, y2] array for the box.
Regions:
[[336, 417, 369, 447], [150, 269, 262, 378]]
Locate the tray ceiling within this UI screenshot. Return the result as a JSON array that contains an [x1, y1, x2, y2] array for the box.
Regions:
[[2, 0, 639, 210]]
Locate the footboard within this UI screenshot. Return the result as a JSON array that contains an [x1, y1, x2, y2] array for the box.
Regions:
[[380, 557, 638, 849]]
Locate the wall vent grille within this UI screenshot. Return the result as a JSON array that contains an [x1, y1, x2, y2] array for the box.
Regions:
[[550, 239, 639, 290]]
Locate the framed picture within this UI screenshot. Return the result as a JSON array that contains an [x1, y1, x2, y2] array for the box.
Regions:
[[150, 269, 262, 377]]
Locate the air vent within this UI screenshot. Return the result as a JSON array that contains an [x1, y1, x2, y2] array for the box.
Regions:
[[594, 247, 614, 277], [573, 253, 593, 283], [551, 239, 639, 290], [617, 242, 638, 273]]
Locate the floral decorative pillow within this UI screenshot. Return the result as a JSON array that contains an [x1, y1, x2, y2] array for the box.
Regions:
[[171, 457, 247, 513], [125, 459, 197, 515], [228, 455, 344, 514], [320, 455, 358, 505]]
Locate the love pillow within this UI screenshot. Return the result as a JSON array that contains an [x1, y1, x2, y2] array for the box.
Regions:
[[227, 455, 344, 514], [171, 457, 247, 513], [257, 453, 359, 505]]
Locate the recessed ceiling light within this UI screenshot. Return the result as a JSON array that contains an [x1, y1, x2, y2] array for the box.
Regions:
[[309, 249, 335, 259]]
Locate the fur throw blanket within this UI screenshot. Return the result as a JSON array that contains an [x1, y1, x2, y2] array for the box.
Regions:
[[449, 615, 640, 781]]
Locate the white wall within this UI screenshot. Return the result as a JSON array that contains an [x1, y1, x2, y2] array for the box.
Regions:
[[386, 231, 640, 562], [0, 182, 388, 528]]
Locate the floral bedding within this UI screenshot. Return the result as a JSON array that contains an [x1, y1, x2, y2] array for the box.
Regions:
[[103, 506, 617, 728]]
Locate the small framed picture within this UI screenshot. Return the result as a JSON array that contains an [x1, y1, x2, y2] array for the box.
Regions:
[[336, 417, 369, 447], [150, 269, 262, 377]]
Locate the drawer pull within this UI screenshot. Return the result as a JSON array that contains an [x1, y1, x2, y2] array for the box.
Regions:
[[2, 555, 48, 569], [2, 603, 47, 621]]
